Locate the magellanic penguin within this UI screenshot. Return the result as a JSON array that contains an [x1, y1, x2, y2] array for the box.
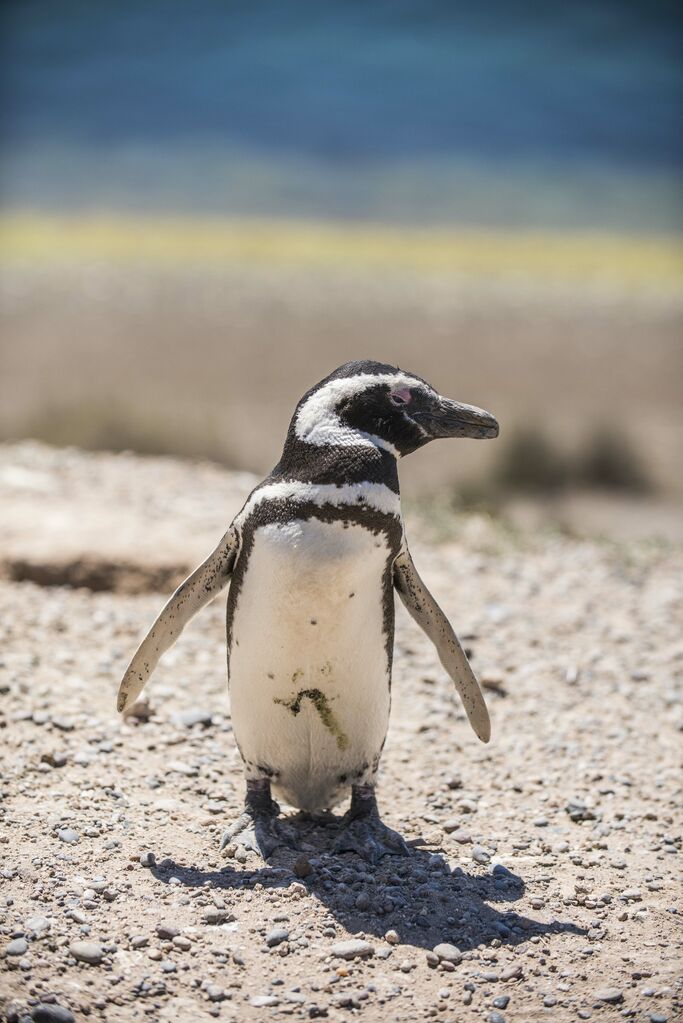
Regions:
[[118, 361, 499, 861]]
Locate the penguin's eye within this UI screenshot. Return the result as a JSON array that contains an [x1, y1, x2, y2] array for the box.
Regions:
[[390, 388, 412, 407]]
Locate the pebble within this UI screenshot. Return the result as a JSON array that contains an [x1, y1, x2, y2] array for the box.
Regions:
[[41, 751, 68, 768], [250, 995, 280, 1007], [69, 940, 104, 965], [330, 939, 375, 960], [6, 937, 28, 956], [204, 909, 236, 925], [489, 1013, 506, 1023], [450, 829, 473, 844], [500, 963, 523, 981], [433, 943, 462, 964], [384, 930, 400, 944], [25, 915, 50, 935], [594, 988, 624, 1004], [156, 923, 180, 939], [493, 994, 510, 1008], [293, 855, 313, 878], [459, 799, 478, 814], [205, 984, 227, 1002], [266, 927, 289, 947], [57, 828, 80, 844], [472, 845, 491, 864], [139, 851, 156, 867], [172, 708, 213, 728], [31, 1006, 75, 1023]]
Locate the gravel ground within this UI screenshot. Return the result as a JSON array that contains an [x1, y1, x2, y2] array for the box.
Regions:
[[0, 443, 681, 1023]]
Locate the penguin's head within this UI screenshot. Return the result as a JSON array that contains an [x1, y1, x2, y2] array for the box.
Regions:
[[295, 360, 499, 457]]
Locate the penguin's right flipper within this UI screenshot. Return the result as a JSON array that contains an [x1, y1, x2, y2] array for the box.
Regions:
[[117, 525, 239, 713], [393, 545, 491, 743]]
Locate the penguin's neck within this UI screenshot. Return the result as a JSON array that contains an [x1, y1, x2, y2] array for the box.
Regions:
[[273, 433, 400, 493]]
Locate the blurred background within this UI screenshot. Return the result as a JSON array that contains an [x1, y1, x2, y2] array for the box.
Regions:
[[1, 1, 682, 538]]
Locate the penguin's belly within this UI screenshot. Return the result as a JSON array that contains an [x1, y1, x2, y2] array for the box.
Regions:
[[228, 516, 393, 810]]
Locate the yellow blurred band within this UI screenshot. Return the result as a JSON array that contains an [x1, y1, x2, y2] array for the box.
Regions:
[[1, 213, 682, 289]]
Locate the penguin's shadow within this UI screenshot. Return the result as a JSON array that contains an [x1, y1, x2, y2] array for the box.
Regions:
[[149, 818, 585, 953]]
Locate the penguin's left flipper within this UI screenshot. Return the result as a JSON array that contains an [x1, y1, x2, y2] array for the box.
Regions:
[[393, 545, 491, 743], [117, 525, 239, 713]]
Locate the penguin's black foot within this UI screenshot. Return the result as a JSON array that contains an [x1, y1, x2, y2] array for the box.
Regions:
[[219, 779, 290, 860], [334, 784, 409, 864]]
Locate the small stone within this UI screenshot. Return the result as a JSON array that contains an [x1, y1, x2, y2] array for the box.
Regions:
[[69, 940, 104, 965], [493, 995, 510, 1009], [139, 851, 155, 867], [130, 935, 148, 948], [41, 751, 68, 768], [250, 995, 280, 1007], [433, 943, 462, 964], [533, 817, 549, 827], [384, 930, 400, 945], [32, 1006, 75, 1023], [489, 1013, 506, 1023], [437, 988, 450, 1000], [472, 845, 491, 864], [161, 960, 177, 973], [204, 909, 236, 925], [450, 829, 473, 844], [266, 927, 289, 947], [293, 856, 313, 878], [543, 995, 557, 1007], [57, 828, 79, 845], [206, 984, 227, 1002], [500, 963, 523, 981], [594, 988, 623, 1004], [355, 893, 370, 910], [649, 1015, 668, 1023], [167, 760, 198, 777], [124, 697, 153, 721], [156, 923, 180, 939], [172, 935, 192, 950], [52, 717, 75, 731], [330, 939, 375, 960], [172, 708, 213, 728], [25, 915, 50, 935], [6, 938, 28, 956], [459, 799, 478, 814]]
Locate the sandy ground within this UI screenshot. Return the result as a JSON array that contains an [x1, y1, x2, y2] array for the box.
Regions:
[[0, 443, 681, 1023]]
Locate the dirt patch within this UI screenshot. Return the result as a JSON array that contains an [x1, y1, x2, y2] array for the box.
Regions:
[[2, 556, 189, 595]]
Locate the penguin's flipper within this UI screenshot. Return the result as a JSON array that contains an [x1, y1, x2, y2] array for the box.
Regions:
[[393, 545, 491, 743], [116, 525, 240, 713]]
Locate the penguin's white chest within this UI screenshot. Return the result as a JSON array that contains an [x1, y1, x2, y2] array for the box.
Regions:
[[228, 516, 394, 810]]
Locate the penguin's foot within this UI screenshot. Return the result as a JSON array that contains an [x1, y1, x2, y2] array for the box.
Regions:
[[219, 779, 290, 860], [334, 784, 409, 864]]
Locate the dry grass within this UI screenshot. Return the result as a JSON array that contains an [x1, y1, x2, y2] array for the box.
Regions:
[[1, 214, 681, 504]]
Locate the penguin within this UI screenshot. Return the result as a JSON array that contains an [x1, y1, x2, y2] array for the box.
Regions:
[[117, 361, 499, 861]]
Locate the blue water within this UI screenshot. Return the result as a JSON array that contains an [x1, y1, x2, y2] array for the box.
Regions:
[[1, 1, 682, 228]]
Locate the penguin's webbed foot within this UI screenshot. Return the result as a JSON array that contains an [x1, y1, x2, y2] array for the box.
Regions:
[[334, 784, 409, 864], [219, 779, 290, 860], [219, 810, 290, 860]]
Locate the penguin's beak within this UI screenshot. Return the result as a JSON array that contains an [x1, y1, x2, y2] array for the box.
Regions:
[[415, 396, 499, 440]]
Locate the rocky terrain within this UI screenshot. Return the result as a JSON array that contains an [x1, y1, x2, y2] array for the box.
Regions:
[[0, 443, 681, 1023]]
